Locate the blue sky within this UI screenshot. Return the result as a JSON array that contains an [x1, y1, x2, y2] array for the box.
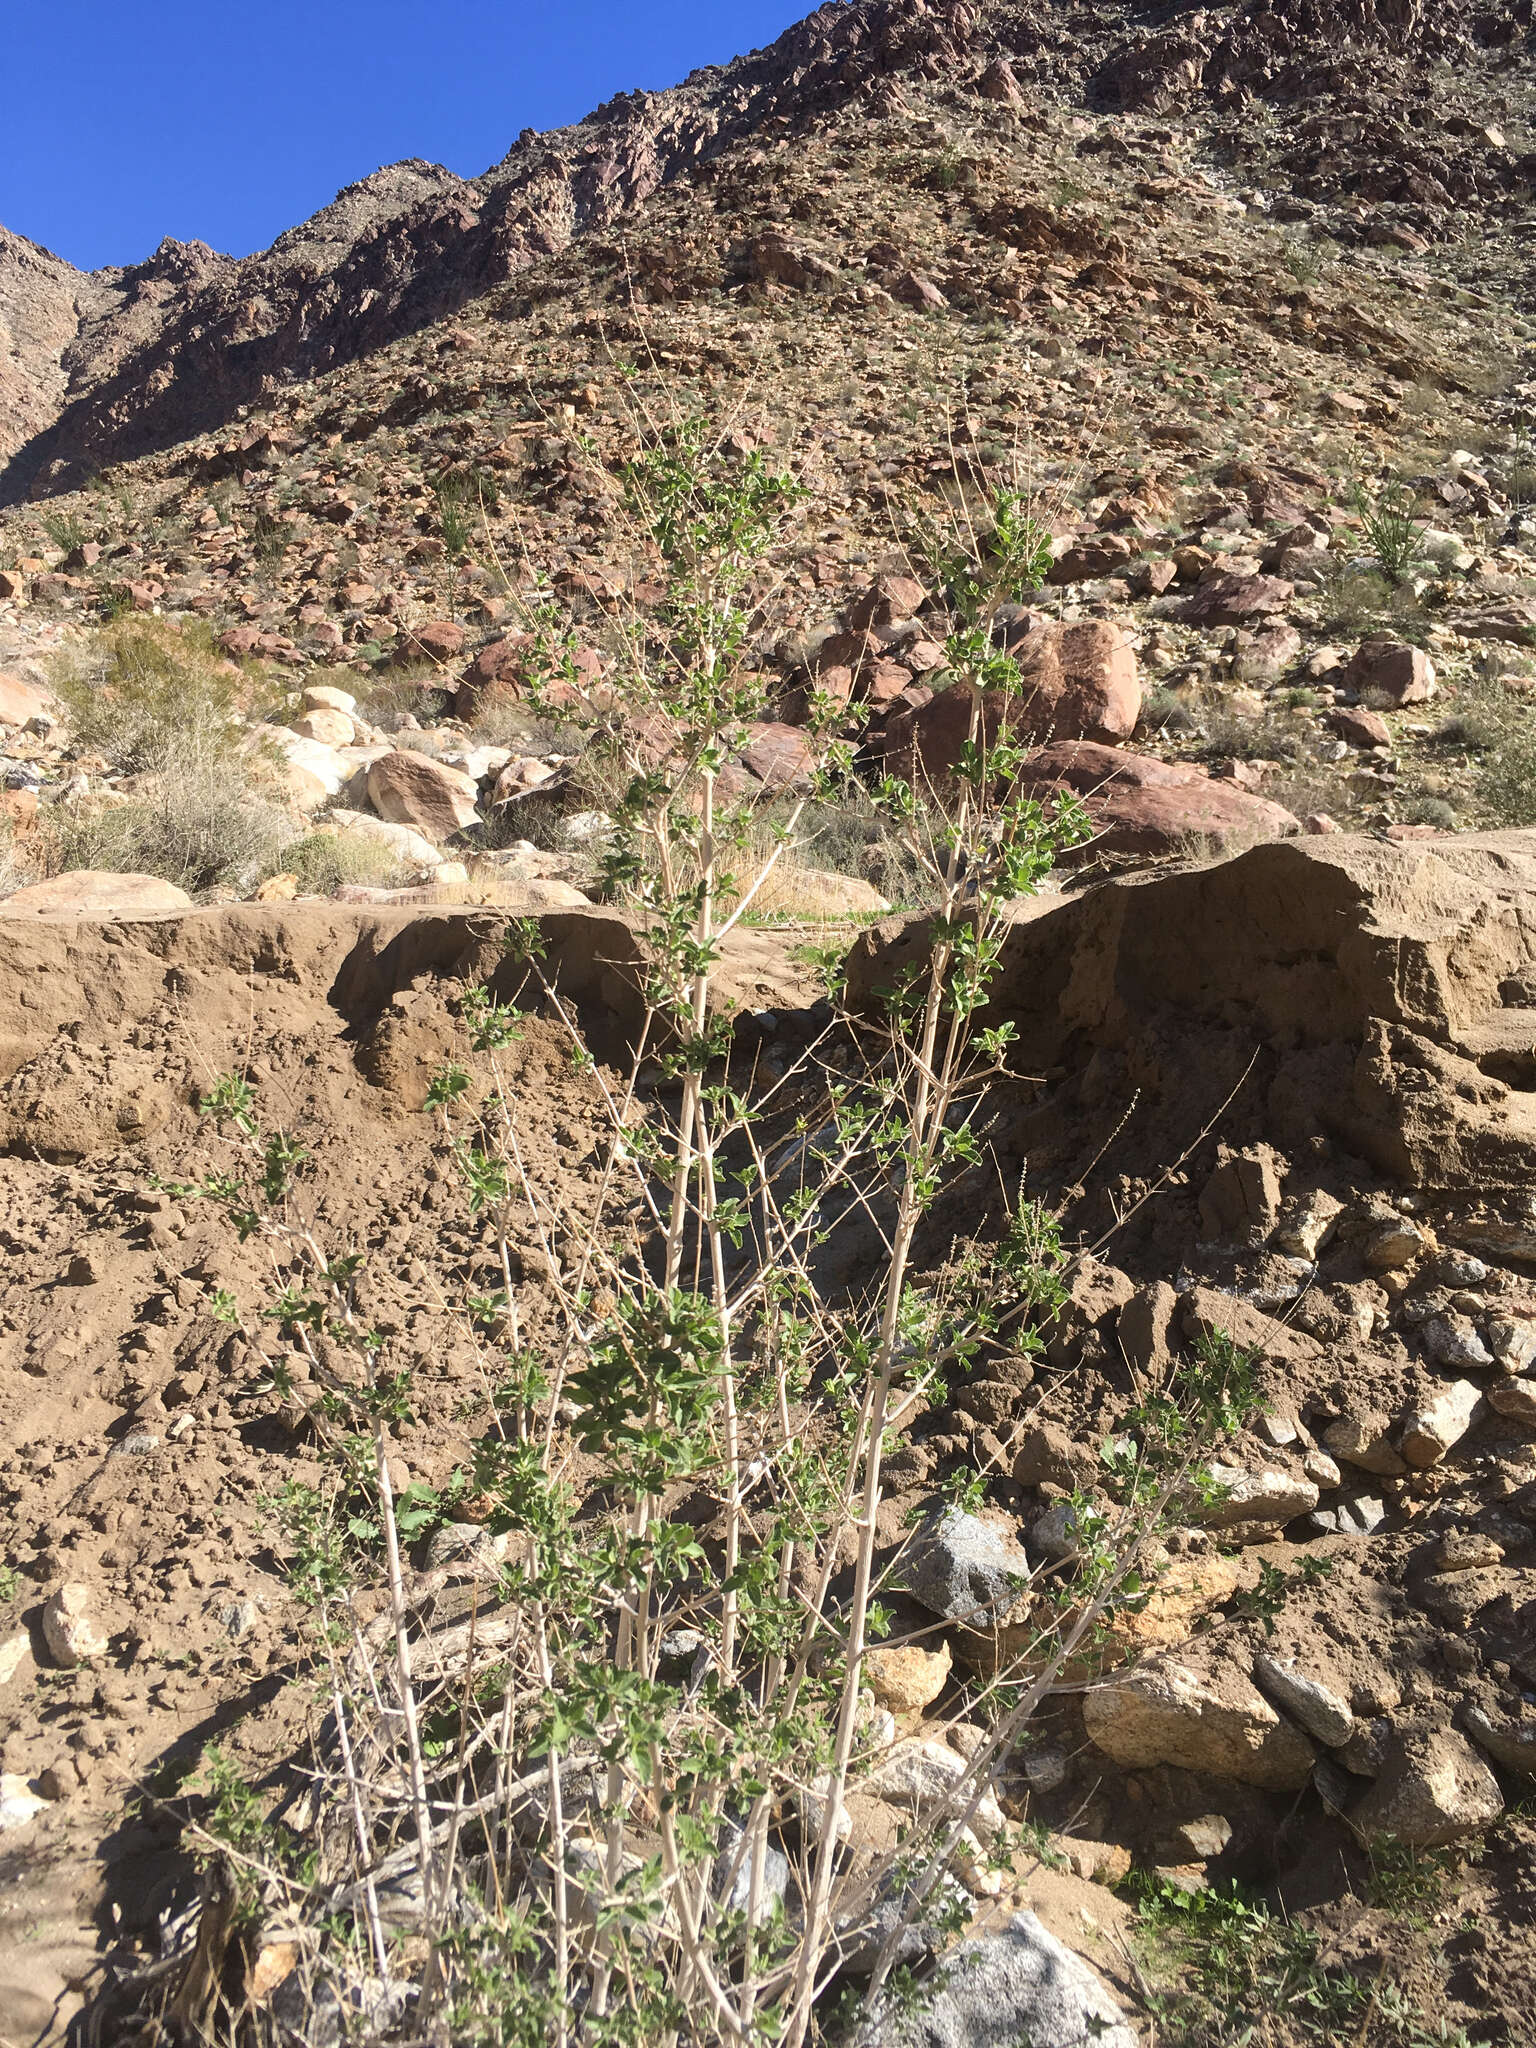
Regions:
[[2, 1, 808, 272]]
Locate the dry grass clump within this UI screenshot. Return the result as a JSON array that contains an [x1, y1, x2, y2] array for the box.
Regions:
[[27, 619, 300, 896], [42, 733, 296, 896]]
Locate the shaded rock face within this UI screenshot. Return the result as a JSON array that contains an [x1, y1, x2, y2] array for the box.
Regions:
[[847, 829, 1536, 1193]]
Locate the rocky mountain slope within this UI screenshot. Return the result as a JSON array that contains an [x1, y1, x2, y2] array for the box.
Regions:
[[4, 2, 1536, 2045], [4, 0, 1534, 501]]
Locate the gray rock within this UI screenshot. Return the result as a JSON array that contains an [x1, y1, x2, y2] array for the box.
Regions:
[[1463, 1707, 1536, 1778], [1306, 1492, 1386, 1537], [1422, 1314, 1494, 1373], [846, 1909, 1136, 2048], [1351, 1728, 1503, 1848], [1486, 1316, 1536, 1373], [1254, 1653, 1354, 1747], [904, 1506, 1032, 1630]]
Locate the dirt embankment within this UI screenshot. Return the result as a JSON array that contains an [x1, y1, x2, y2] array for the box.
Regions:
[[3, 835, 1536, 2042]]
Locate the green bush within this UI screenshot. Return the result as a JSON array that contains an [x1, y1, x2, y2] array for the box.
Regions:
[[48, 617, 247, 773]]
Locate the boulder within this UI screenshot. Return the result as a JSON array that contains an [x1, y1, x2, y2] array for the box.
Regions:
[[1327, 706, 1392, 749], [1180, 571, 1294, 627], [846, 1910, 1135, 2048], [873, 624, 1140, 786], [393, 620, 465, 665], [1350, 1728, 1503, 1847], [1342, 639, 1435, 705], [739, 722, 818, 794], [366, 752, 481, 839], [0, 873, 194, 917], [1003, 616, 1142, 743], [0, 674, 56, 728], [1011, 741, 1300, 859], [42, 1583, 108, 1666], [1083, 1657, 1316, 1789], [1488, 1378, 1536, 1426], [325, 810, 444, 871], [292, 707, 355, 747]]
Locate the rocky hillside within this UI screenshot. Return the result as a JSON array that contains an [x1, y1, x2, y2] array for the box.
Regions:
[[3, 0, 1534, 500], [3, 4, 1536, 2046]]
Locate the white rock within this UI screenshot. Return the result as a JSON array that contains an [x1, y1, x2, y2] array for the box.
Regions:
[[291, 708, 355, 747], [846, 1910, 1136, 2048], [0, 1632, 28, 1685], [1197, 1463, 1319, 1534], [1399, 1379, 1482, 1467], [42, 1583, 107, 1666], [325, 809, 444, 870], [303, 684, 357, 715], [0, 1774, 49, 1832], [867, 1737, 1004, 1835]]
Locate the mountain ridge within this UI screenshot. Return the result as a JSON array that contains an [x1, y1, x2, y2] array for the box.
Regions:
[[3, 0, 1521, 503]]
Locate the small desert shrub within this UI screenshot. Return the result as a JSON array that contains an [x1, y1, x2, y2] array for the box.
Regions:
[[1459, 679, 1536, 826], [797, 789, 936, 905], [45, 736, 295, 896], [40, 507, 90, 555], [268, 829, 411, 896], [357, 668, 451, 726], [1400, 794, 1458, 829], [49, 617, 246, 772], [1140, 685, 1199, 735]]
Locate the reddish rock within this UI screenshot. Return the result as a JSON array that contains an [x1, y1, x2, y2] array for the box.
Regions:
[[0, 674, 55, 727], [1326, 706, 1391, 749], [1014, 742, 1300, 859], [874, 620, 1139, 786], [1049, 534, 1134, 584], [975, 54, 1024, 102], [0, 788, 38, 832], [393, 619, 466, 665], [1342, 639, 1435, 705], [455, 633, 534, 717], [217, 625, 299, 663], [1008, 618, 1140, 743], [892, 271, 949, 311], [31, 574, 87, 602], [739, 722, 819, 794], [847, 576, 928, 631], [0, 570, 24, 600], [1132, 559, 1178, 597], [366, 751, 482, 839], [1180, 571, 1294, 627]]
